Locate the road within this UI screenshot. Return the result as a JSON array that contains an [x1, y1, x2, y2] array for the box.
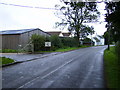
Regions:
[[2, 46, 107, 88]]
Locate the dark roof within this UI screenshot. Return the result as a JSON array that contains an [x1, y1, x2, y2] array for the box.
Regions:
[[0, 28, 50, 35], [62, 32, 71, 37], [47, 31, 61, 36], [0, 28, 38, 35]]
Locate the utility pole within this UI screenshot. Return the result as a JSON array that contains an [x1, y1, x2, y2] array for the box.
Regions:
[[91, 32, 93, 46], [107, 9, 110, 50]]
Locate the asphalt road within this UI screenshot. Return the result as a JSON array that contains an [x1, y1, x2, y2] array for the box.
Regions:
[[2, 46, 107, 88]]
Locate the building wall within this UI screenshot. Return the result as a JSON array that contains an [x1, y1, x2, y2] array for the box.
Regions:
[[0, 34, 20, 50], [20, 32, 29, 48], [93, 38, 104, 46], [0, 29, 50, 50], [20, 29, 50, 49], [0, 35, 2, 49]]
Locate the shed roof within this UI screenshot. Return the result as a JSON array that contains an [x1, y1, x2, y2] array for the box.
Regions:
[[0, 28, 39, 35], [47, 31, 62, 36]]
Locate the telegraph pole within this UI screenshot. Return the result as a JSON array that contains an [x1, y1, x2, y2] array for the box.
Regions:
[[107, 9, 110, 50], [91, 32, 93, 46]]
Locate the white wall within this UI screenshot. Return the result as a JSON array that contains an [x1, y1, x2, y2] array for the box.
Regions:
[[93, 37, 104, 46]]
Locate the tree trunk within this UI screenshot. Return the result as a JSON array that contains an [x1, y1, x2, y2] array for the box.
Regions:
[[76, 31, 80, 47]]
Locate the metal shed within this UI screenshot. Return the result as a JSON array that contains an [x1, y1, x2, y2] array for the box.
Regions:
[[0, 28, 50, 50]]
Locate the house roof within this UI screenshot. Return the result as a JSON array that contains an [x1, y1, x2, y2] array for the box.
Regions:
[[0, 28, 50, 35], [0, 28, 38, 35], [47, 31, 61, 36], [62, 32, 71, 37]]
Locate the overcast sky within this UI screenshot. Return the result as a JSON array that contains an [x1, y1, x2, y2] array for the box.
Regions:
[[0, 0, 107, 35]]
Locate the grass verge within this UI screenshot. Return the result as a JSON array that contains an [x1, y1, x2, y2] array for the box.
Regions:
[[38, 46, 90, 53], [0, 46, 91, 53], [104, 46, 120, 89], [0, 49, 18, 53], [0, 57, 15, 66], [55, 47, 79, 52]]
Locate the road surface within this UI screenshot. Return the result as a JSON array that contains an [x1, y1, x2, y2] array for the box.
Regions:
[[2, 46, 107, 88]]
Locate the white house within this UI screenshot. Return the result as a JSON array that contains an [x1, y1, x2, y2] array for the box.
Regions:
[[93, 34, 104, 46]]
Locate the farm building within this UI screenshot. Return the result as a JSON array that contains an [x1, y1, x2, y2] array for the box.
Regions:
[[0, 28, 50, 50]]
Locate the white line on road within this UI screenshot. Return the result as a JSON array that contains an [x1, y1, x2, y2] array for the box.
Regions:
[[16, 57, 77, 89], [16, 50, 92, 89]]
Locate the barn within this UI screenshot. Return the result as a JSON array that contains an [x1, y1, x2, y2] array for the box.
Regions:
[[0, 28, 50, 50]]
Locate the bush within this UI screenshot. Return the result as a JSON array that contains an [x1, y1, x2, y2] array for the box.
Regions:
[[30, 34, 45, 51], [45, 36, 51, 42], [61, 37, 78, 47], [30, 34, 80, 51], [50, 35, 62, 50]]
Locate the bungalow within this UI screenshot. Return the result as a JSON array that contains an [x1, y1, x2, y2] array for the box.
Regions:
[[0, 28, 50, 50]]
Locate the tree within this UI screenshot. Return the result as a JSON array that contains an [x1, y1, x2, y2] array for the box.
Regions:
[[103, 29, 114, 45], [80, 25, 94, 40], [103, 31, 108, 45], [105, 2, 120, 44], [55, 1, 99, 46], [105, 1, 120, 62]]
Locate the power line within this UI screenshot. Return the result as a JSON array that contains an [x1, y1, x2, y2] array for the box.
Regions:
[[0, 2, 59, 10]]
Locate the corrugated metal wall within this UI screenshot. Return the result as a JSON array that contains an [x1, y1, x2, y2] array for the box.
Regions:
[[0, 35, 2, 50], [20, 29, 50, 49], [1, 29, 50, 50], [0, 34, 20, 50]]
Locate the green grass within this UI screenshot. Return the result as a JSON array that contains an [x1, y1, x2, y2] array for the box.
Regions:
[[55, 47, 79, 52], [54, 45, 91, 52], [0, 49, 18, 53], [0, 46, 91, 53], [0, 57, 15, 66], [104, 46, 120, 89], [37, 46, 90, 53]]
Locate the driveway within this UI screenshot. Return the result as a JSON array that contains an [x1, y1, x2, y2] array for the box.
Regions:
[[2, 46, 107, 88]]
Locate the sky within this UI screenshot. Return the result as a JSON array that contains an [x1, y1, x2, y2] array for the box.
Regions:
[[0, 0, 107, 35]]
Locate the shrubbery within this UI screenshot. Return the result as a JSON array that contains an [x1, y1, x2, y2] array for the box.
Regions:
[[60, 37, 78, 47], [50, 35, 62, 50], [30, 34, 78, 51], [30, 34, 45, 51]]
